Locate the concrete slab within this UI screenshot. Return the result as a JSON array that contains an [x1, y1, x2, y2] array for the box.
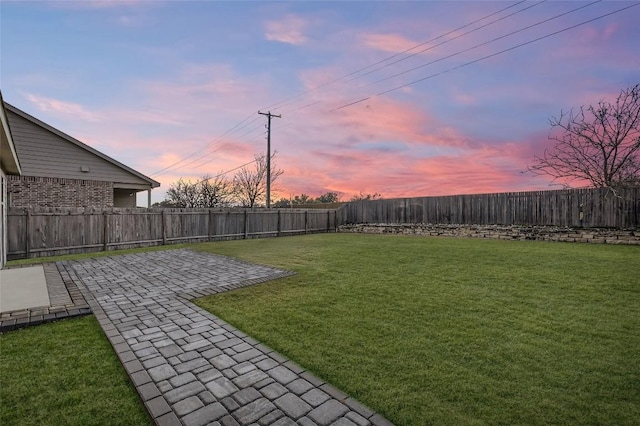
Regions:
[[0, 266, 50, 312]]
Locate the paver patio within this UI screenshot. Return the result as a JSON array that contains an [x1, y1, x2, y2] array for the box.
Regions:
[[60, 249, 393, 426]]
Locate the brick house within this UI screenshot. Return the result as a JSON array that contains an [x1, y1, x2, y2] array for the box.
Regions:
[[1, 93, 22, 268], [4, 102, 159, 209]]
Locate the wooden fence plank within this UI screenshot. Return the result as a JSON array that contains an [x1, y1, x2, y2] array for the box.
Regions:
[[341, 187, 639, 228], [6, 207, 338, 259], [25, 210, 30, 258]]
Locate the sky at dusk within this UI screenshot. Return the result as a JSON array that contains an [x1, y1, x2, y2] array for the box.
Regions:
[[1, 0, 639, 205]]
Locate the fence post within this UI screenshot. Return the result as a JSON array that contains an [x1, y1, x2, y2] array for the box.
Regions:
[[103, 211, 108, 252], [334, 210, 338, 232], [277, 210, 282, 237], [208, 210, 213, 242], [404, 198, 408, 223], [305, 210, 308, 234], [162, 210, 167, 245], [363, 201, 367, 224], [326, 210, 330, 233], [25, 209, 31, 259], [244, 210, 249, 239]]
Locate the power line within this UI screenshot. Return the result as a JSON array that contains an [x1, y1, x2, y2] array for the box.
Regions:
[[343, 0, 548, 83], [262, 1, 532, 113], [167, 124, 267, 175], [154, 120, 267, 181], [188, 130, 270, 186], [330, 1, 637, 112], [151, 116, 264, 178], [149, 112, 258, 176], [192, 158, 262, 186], [376, 2, 639, 96], [363, 0, 600, 89], [272, 1, 589, 118]]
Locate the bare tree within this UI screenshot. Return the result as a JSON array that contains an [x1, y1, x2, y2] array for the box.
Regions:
[[350, 192, 382, 201], [528, 84, 640, 189], [165, 178, 200, 208], [272, 192, 341, 207], [199, 174, 235, 207], [164, 175, 234, 208], [293, 194, 314, 204], [316, 192, 341, 203], [233, 153, 284, 208]]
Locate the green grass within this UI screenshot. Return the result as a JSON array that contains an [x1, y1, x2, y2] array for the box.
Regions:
[[7, 243, 187, 267], [0, 316, 151, 426], [192, 234, 640, 425]]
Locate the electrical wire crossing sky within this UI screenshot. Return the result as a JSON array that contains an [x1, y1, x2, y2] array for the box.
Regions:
[[2, 1, 639, 205]]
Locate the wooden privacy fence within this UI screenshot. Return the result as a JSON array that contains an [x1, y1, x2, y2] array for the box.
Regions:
[[343, 187, 640, 228], [7, 207, 342, 260], [7, 187, 639, 260]]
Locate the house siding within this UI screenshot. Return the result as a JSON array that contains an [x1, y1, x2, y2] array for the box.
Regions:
[[8, 175, 114, 208], [6, 109, 150, 185], [1, 94, 21, 268]]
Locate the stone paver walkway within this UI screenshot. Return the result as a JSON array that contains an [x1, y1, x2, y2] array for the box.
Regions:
[[61, 249, 393, 426]]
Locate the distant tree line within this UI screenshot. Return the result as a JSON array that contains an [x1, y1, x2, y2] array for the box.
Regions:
[[272, 192, 340, 208], [154, 152, 383, 208], [273, 192, 382, 208], [154, 153, 283, 208], [271, 191, 383, 207]]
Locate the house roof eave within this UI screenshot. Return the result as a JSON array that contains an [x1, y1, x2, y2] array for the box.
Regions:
[[4, 102, 160, 188], [0, 93, 22, 175]]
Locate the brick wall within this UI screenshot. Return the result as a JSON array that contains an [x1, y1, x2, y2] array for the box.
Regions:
[[339, 223, 640, 245], [8, 175, 114, 208]]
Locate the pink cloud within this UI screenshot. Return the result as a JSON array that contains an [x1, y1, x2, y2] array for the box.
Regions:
[[359, 33, 421, 53], [323, 96, 469, 148], [262, 67, 543, 200], [579, 22, 620, 43], [452, 91, 477, 106], [135, 63, 272, 123], [265, 15, 308, 45], [535, 21, 638, 75], [144, 64, 253, 97], [142, 136, 259, 182], [25, 93, 104, 122], [23, 92, 186, 128], [298, 66, 342, 88], [273, 128, 561, 200], [293, 67, 471, 149], [48, 0, 145, 9]]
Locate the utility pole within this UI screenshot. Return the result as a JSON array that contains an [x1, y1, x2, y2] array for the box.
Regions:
[[258, 111, 281, 208]]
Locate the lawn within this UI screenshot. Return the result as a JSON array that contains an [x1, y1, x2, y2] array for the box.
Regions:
[[192, 233, 640, 425], [7, 243, 187, 267], [0, 315, 151, 426]]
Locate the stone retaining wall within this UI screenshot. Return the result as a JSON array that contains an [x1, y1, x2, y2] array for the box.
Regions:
[[339, 223, 640, 245]]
